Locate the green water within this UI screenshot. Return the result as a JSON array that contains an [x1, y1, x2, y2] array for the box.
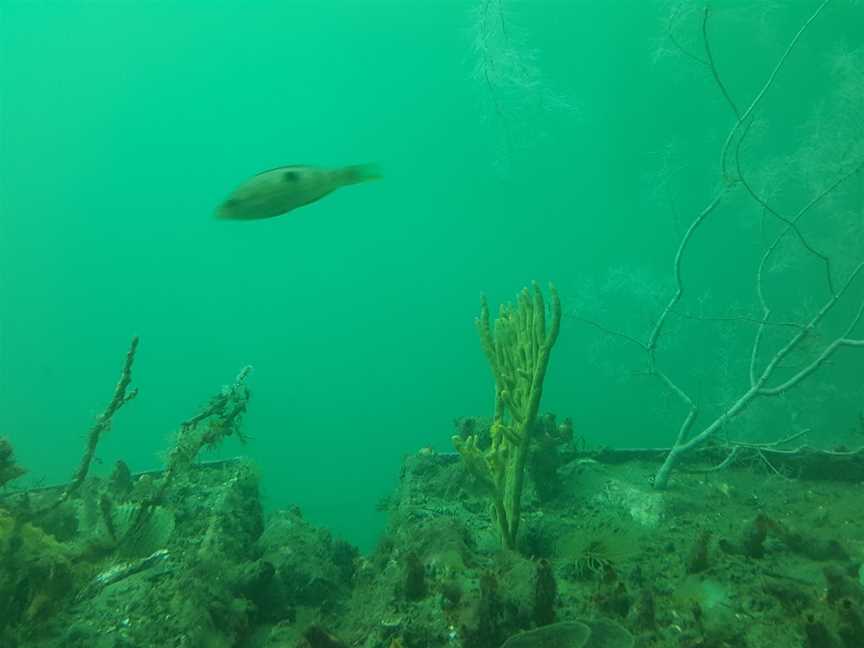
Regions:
[[2, 1, 863, 550]]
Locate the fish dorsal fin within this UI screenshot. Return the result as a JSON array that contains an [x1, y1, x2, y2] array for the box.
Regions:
[[253, 164, 307, 177]]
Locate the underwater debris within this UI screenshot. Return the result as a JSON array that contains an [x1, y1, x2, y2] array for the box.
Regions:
[[76, 548, 169, 601], [1, 338, 141, 528], [48, 337, 139, 513], [77, 364, 253, 568], [139, 365, 252, 517], [0, 339, 262, 646]]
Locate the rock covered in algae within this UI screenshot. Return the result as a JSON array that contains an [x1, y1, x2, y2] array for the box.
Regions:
[[0, 508, 74, 625], [499, 619, 633, 648]]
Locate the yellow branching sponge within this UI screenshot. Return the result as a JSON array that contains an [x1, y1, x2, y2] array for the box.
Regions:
[[453, 282, 561, 549]]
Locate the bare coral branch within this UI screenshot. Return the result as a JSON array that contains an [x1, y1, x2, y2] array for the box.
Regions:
[[577, 2, 864, 489], [719, 0, 833, 182]]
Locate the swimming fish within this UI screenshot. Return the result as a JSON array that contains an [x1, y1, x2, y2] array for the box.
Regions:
[[215, 163, 381, 220]]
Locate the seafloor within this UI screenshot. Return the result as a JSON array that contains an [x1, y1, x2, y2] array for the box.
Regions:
[[1, 414, 863, 648]]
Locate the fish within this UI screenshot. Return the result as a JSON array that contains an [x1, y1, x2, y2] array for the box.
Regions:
[[215, 163, 381, 220]]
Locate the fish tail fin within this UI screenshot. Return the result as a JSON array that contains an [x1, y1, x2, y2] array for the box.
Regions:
[[338, 163, 382, 186]]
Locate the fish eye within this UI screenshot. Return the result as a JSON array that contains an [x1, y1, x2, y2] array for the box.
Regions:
[[283, 170, 300, 182]]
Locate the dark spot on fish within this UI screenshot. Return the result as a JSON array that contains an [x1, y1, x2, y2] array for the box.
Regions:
[[224, 198, 240, 208], [283, 170, 300, 182]]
